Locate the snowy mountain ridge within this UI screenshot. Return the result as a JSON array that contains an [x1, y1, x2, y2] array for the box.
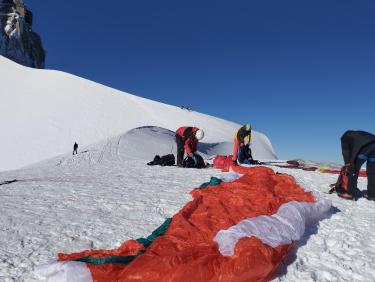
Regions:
[[0, 55, 276, 171]]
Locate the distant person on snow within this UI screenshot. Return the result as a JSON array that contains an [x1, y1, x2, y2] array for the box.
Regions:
[[73, 142, 78, 155], [232, 123, 252, 165], [175, 127, 204, 167]]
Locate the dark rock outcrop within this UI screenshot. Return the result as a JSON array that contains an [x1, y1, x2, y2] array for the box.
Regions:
[[0, 0, 45, 68]]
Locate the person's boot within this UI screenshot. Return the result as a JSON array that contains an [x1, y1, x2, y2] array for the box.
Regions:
[[337, 192, 354, 200]]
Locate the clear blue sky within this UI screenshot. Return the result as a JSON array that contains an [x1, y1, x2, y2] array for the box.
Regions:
[[27, 0, 375, 163]]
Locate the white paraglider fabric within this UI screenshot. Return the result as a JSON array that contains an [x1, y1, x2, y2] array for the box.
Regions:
[[34, 261, 92, 282], [218, 171, 242, 182], [214, 192, 331, 256]]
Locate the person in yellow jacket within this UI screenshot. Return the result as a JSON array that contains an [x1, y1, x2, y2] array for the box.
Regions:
[[232, 123, 252, 164]]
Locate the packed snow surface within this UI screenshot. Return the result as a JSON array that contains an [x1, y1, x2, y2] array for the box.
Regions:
[[0, 55, 275, 171], [1, 56, 374, 282], [0, 127, 374, 281]]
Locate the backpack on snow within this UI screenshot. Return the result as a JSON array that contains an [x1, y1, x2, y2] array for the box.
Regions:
[[147, 154, 175, 166], [238, 144, 254, 164], [329, 163, 350, 195], [183, 154, 206, 169]]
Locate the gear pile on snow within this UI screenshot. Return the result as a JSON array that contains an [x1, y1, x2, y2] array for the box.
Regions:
[[35, 166, 331, 282], [147, 154, 175, 166]]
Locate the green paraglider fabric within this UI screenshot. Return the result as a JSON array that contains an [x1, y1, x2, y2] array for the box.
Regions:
[[199, 177, 222, 189]]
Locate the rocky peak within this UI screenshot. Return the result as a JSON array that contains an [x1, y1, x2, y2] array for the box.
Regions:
[[0, 0, 45, 68]]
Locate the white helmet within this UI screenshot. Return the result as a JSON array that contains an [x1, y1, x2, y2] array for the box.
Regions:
[[195, 129, 204, 140]]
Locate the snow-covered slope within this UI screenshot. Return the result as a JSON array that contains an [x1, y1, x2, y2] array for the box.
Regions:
[[0, 55, 276, 171], [1, 152, 375, 281], [31, 126, 273, 168], [0, 113, 374, 281]]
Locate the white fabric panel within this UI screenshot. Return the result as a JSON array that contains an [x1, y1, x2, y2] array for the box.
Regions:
[[218, 172, 242, 182], [214, 192, 331, 256], [34, 261, 92, 282]]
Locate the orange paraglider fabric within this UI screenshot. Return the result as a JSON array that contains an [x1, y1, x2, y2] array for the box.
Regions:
[[59, 166, 315, 282], [213, 155, 234, 172]]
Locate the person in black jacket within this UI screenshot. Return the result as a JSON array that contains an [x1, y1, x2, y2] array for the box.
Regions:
[[73, 142, 78, 155]]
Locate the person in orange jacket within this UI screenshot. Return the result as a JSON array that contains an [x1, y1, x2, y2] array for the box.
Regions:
[[232, 123, 252, 164], [175, 126, 205, 167]]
